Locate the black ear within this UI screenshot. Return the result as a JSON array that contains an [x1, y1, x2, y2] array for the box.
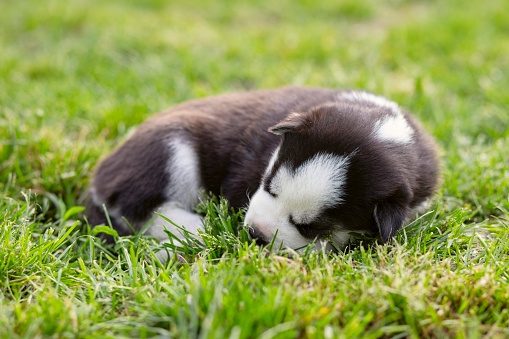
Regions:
[[268, 112, 305, 135], [374, 201, 409, 242]]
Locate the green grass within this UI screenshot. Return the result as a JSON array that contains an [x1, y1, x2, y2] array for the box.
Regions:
[[1, 0, 509, 337]]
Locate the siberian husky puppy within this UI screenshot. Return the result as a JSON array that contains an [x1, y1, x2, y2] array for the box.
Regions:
[[87, 87, 439, 257]]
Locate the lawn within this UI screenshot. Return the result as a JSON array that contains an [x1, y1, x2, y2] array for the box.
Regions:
[[1, 0, 509, 337]]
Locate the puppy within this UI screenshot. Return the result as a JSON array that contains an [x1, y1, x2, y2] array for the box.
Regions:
[[87, 87, 439, 255]]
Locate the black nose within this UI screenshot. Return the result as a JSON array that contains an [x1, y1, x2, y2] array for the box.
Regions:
[[248, 227, 269, 247]]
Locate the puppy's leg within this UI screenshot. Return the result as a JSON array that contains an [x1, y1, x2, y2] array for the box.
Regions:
[[147, 201, 204, 240], [145, 136, 204, 262], [146, 201, 204, 263]]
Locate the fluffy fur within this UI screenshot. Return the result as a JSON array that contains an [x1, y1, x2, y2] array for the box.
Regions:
[[87, 86, 439, 256]]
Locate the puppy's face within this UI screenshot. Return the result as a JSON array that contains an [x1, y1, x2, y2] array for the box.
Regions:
[[244, 104, 415, 252], [245, 150, 354, 251]]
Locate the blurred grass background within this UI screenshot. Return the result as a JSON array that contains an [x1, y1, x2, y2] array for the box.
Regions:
[[1, 0, 509, 337]]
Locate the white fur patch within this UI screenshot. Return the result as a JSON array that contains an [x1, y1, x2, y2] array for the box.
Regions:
[[166, 137, 202, 209], [264, 146, 281, 176], [330, 230, 354, 249], [147, 201, 203, 241], [338, 91, 414, 144], [372, 115, 414, 144], [144, 137, 204, 263], [338, 91, 402, 115], [146, 201, 204, 263], [271, 153, 351, 223], [245, 152, 353, 251]]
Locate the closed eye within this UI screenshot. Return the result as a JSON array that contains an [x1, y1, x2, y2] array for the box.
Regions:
[[289, 215, 311, 230], [289, 215, 331, 240]]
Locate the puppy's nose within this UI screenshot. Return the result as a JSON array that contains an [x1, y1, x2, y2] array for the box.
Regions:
[[248, 226, 269, 247]]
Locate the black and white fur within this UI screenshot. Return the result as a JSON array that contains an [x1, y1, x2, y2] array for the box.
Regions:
[[87, 87, 439, 257]]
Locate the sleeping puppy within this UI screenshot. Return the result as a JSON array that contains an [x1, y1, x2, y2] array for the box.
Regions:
[[87, 86, 439, 256]]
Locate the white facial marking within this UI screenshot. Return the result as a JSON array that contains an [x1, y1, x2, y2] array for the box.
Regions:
[[338, 91, 402, 116], [372, 115, 414, 144], [271, 153, 351, 223], [167, 137, 202, 209], [245, 153, 353, 251], [245, 188, 313, 251], [264, 145, 281, 176]]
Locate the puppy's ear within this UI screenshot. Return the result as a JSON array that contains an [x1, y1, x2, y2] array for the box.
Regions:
[[374, 200, 409, 243], [268, 112, 306, 135]]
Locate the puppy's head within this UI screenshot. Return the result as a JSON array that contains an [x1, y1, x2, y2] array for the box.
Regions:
[[244, 102, 417, 252]]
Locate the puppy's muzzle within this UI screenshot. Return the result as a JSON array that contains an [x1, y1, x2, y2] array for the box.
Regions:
[[248, 226, 269, 247]]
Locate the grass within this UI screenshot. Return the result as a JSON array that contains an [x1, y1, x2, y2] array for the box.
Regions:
[[1, 0, 509, 337]]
